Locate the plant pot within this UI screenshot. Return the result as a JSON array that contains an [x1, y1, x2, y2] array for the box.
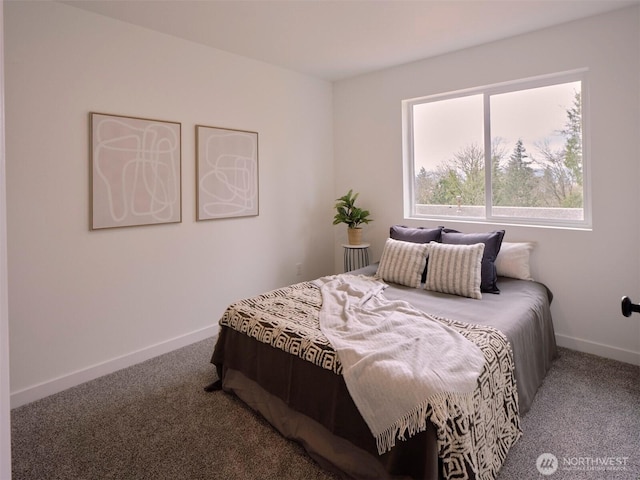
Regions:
[[347, 227, 363, 245]]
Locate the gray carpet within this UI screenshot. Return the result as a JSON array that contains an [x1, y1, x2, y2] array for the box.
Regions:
[[11, 338, 640, 480]]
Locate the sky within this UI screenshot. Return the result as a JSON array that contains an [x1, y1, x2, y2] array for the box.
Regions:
[[412, 81, 580, 172]]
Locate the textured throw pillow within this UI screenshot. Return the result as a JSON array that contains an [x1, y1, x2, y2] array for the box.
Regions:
[[424, 242, 484, 299], [389, 225, 443, 282], [442, 230, 505, 293], [495, 242, 534, 280], [376, 238, 430, 288]]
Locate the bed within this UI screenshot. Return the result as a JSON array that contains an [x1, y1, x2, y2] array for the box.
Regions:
[[209, 227, 557, 480]]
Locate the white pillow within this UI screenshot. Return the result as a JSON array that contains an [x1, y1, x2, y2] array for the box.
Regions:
[[376, 238, 429, 288], [495, 242, 534, 281], [424, 242, 484, 299]]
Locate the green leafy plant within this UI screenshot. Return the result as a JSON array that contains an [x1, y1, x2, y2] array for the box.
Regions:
[[333, 189, 373, 229]]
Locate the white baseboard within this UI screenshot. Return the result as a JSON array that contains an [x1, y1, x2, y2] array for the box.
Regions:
[[555, 333, 640, 366], [10, 325, 219, 409]]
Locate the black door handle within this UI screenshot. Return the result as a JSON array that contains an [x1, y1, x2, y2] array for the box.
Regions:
[[621, 296, 640, 317]]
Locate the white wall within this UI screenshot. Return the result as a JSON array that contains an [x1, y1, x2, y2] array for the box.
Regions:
[[5, 1, 335, 405], [333, 6, 640, 365]]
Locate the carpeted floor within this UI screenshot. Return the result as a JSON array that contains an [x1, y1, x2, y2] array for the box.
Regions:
[[11, 338, 640, 480], [497, 346, 639, 480]]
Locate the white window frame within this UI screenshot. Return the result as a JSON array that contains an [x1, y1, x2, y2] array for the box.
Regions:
[[402, 69, 591, 230]]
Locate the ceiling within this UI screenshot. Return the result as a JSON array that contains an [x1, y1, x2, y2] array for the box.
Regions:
[[62, 0, 639, 81]]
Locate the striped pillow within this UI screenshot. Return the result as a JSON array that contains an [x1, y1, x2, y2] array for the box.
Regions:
[[425, 242, 484, 299], [376, 238, 430, 288]]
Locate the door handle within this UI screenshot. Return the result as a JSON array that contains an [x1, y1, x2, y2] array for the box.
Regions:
[[621, 296, 640, 317]]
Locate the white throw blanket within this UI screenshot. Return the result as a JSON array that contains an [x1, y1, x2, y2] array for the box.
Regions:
[[313, 274, 485, 454]]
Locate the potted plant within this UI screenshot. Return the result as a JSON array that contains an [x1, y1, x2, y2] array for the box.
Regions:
[[333, 189, 373, 245]]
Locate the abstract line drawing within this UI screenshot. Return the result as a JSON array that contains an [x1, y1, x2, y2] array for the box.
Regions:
[[90, 113, 181, 230], [196, 125, 259, 221]]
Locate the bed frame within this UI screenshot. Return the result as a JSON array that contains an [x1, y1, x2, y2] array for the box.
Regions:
[[208, 265, 557, 479]]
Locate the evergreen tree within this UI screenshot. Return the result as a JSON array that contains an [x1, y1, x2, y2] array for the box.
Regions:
[[491, 137, 507, 206], [536, 90, 583, 208], [562, 91, 583, 187], [500, 139, 539, 207], [414, 166, 435, 204], [431, 167, 463, 205]]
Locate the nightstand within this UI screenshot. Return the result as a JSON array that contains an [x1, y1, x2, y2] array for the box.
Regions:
[[342, 243, 370, 272]]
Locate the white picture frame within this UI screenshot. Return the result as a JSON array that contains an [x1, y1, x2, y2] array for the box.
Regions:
[[196, 125, 259, 221], [90, 112, 182, 230]]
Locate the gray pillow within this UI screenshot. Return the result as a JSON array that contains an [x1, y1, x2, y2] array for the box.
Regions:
[[389, 225, 443, 244]]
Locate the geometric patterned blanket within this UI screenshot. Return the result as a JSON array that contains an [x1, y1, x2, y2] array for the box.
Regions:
[[219, 280, 522, 480]]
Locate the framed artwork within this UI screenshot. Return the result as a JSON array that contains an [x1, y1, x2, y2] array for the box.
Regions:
[[90, 112, 182, 230], [196, 125, 259, 221]]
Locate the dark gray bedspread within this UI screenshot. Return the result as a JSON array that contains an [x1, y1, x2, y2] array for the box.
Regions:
[[352, 264, 557, 413]]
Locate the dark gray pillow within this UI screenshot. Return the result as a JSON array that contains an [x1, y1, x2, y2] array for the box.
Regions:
[[389, 225, 443, 244], [441, 229, 506, 293], [389, 225, 443, 282]]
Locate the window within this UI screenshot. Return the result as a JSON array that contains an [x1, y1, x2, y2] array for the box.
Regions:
[[403, 70, 589, 229]]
